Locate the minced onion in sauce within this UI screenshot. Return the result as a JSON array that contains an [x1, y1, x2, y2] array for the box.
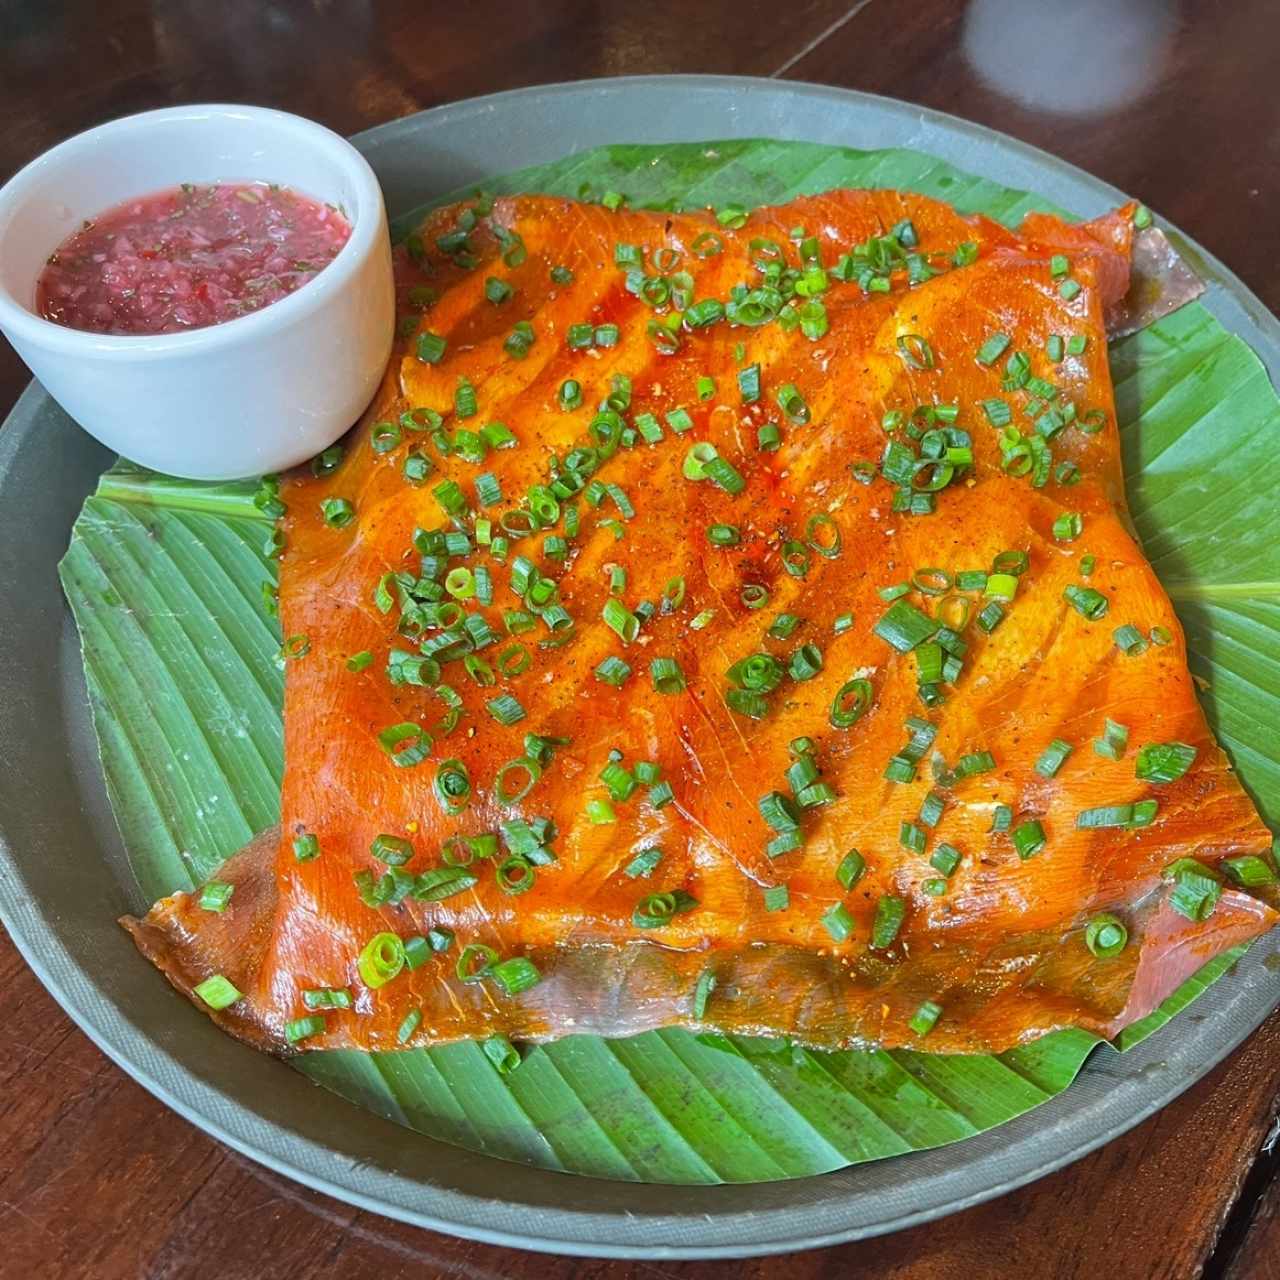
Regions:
[[36, 181, 351, 335]]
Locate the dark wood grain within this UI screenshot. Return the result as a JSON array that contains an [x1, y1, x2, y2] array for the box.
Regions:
[[3, 1, 1280, 1276]]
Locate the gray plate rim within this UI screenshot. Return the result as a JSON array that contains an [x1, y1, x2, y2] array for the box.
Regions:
[[0, 74, 1277, 1260]]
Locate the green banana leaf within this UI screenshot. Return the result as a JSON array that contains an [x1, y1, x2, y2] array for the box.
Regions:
[[58, 139, 1279, 1185]]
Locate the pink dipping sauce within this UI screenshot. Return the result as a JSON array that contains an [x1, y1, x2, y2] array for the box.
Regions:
[[35, 182, 352, 335]]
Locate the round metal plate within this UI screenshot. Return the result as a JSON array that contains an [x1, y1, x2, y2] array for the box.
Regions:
[[1, 76, 1277, 1259]]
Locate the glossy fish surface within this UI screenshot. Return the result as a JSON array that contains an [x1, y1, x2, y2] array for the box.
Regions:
[[125, 188, 1275, 1056]]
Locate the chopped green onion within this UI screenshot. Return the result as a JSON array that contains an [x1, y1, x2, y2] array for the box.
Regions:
[[805, 513, 842, 558], [975, 333, 1011, 366], [746, 424, 778, 458], [198, 881, 233, 913], [193, 974, 241, 1010], [975, 601, 1005, 633], [908, 1000, 942, 1036], [891, 332, 938, 375], [899, 821, 926, 854], [919, 790, 946, 828], [984, 573, 1019, 601], [650, 657, 687, 694], [484, 276, 513, 304], [1164, 858, 1222, 921], [491, 956, 542, 996], [1059, 279, 1081, 301], [949, 751, 995, 781], [602, 597, 639, 643], [871, 895, 906, 948], [455, 943, 497, 984], [821, 902, 856, 942], [376, 722, 432, 768], [396, 1009, 422, 1044], [415, 331, 447, 364], [1094, 718, 1130, 760], [632, 889, 698, 929], [874, 599, 938, 652], [486, 693, 526, 726], [762, 884, 790, 912], [788, 643, 823, 681], [1113, 624, 1149, 656], [833, 849, 866, 891], [759, 790, 800, 832], [830, 678, 873, 729], [625, 848, 663, 879], [1035, 739, 1073, 779], [1064, 584, 1109, 619], [1222, 854, 1277, 888], [1135, 741, 1197, 784], [1076, 804, 1136, 829], [692, 968, 717, 1018], [683, 441, 718, 481], [370, 833, 414, 866], [483, 1035, 521, 1075], [1053, 512, 1083, 542], [595, 655, 632, 686], [433, 758, 472, 814], [1011, 819, 1046, 860], [648, 780, 675, 808], [292, 832, 320, 862], [1083, 913, 1128, 958], [285, 1015, 326, 1044], [704, 455, 746, 494], [303, 987, 353, 1010], [930, 844, 961, 877], [413, 866, 478, 902], [357, 933, 406, 989], [311, 443, 345, 477], [370, 420, 402, 454], [320, 497, 355, 529], [775, 383, 810, 425]]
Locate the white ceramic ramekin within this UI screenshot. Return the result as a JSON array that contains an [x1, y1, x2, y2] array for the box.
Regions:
[[0, 104, 394, 480]]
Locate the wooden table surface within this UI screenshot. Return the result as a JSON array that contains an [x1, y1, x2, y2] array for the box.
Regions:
[[3, 2, 1279, 1276]]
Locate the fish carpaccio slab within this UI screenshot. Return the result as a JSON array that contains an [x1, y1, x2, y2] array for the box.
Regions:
[[125, 189, 1276, 1056]]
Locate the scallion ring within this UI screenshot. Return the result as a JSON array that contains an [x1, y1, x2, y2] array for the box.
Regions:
[[433, 758, 471, 815], [456, 943, 497, 984], [780, 540, 811, 578], [911, 567, 952, 596], [805, 513, 842, 559], [495, 756, 542, 804], [691, 231, 724, 258], [682, 442, 719, 481], [496, 855, 536, 895], [830, 678, 873, 729], [357, 932, 406, 989]]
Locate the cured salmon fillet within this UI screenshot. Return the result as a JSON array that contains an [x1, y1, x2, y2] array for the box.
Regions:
[[125, 187, 1276, 1056]]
